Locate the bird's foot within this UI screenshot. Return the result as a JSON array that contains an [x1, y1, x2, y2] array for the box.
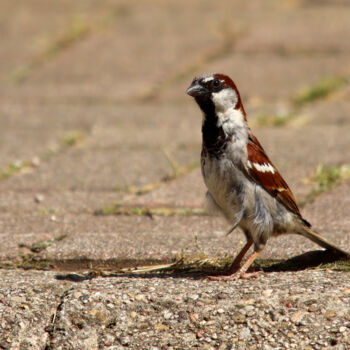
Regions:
[[239, 271, 260, 279], [208, 270, 260, 282]]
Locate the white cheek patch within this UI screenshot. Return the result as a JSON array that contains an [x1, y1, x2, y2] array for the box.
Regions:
[[202, 76, 214, 83], [211, 88, 238, 113], [253, 162, 275, 174], [211, 87, 247, 140]]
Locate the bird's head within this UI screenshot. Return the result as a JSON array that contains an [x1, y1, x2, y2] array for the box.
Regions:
[[186, 73, 245, 116]]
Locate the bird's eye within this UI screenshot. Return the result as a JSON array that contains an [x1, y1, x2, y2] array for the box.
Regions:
[[212, 79, 220, 88]]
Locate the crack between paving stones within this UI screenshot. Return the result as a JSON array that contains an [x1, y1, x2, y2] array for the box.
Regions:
[[44, 287, 74, 350], [100, 160, 350, 217], [0, 254, 175, 274]]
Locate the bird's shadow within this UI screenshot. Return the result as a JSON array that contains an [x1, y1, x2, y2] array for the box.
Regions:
[[55, 249, 349, 283], [256, 249, 349, 272]]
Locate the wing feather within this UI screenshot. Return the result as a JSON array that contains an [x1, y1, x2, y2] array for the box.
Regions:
[[246, 132, 301, 216]]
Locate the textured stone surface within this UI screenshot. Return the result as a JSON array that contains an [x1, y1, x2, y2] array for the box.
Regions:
[[0, 270, 72, 349], [39, 271, 350, 349]]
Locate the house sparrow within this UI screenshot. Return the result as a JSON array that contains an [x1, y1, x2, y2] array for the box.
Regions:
[[186, 73, 349, 279]]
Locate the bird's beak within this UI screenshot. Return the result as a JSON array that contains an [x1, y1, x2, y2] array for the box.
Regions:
[[186, 83, 207, 97]]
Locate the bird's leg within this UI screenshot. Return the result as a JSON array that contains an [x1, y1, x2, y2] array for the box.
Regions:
[[226, 238, 253, 274], [209, 243, 262, 281], [209, 238, 253, 281], [236, 249, 262, 279]]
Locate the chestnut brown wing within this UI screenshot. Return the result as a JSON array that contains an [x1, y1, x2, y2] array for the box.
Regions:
[[246, 133, 301, 217]]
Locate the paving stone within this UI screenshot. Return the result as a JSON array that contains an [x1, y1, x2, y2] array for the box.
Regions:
[[263, 179, 350, 259], [127, 168, 206, 209], [235, 4, 350, 54], [40, 215, 230, 262], [37, 270, 350, 349], [207, 53, 350, 102], [2, 0, 235, 103], [0, 270, 72, 349], [0, 0, 74, 84], [0, 228, 59, 260], [302, 179, 350, 250], [1, 269, 350, 349], [0, 103, 90, 170], [133, 125, 350, 208], [38, 210, 350, 262], [0, 0, 128, 87], [254, 125, 350, 198], [162, 52, 350, 104], [0, 103, 200, 192], [2, 147, 173, 190], [303, 100, 350, 126], [0, 213, 231, 262], [1, 183, 349, 263], [0, 190, 124, 215], [159, 2, 350, 103], [1, 122, 349, 263]]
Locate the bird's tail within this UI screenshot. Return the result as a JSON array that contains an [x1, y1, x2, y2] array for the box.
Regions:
[[298, 225, 350, 258]]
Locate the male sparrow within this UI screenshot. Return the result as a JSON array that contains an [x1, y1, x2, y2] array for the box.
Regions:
[[186, 73, 349, 279]]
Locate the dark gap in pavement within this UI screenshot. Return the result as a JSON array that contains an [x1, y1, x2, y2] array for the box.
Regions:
[[2, 250, 348, 281], [53, 257, 174, 272]]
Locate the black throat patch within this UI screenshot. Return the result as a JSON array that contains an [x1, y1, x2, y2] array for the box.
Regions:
[[197, 97, 230, 158]]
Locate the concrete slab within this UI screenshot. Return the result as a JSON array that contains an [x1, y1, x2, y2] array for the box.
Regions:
[[161, 52, 350, 103], [0, 190, 125, 215], [0, 102, 201, 176], [1, 185, 349, 264], [0, 103, 89, 170], [3, 0, 234, 103], [1, 267, 350, 349], [0, 103, 200, 190], [133, 125, 350, 209], [263, 179, 350, 259], [207, 53, 350, 103], [0, 0, 128, 86], [302, 179, 350, 251], [0, 270, 72, 349], [0, 210, 233, 262], [235, 4, 350, 54], [1, 122, 349, 263], [303, 100, 350, 126], [34, 270, 350, 349], [0, 0, 72, 83], [127, 168, 206, 209]]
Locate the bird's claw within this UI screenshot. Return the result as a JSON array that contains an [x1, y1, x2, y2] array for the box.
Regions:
[[208, 271, 260, 282]]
